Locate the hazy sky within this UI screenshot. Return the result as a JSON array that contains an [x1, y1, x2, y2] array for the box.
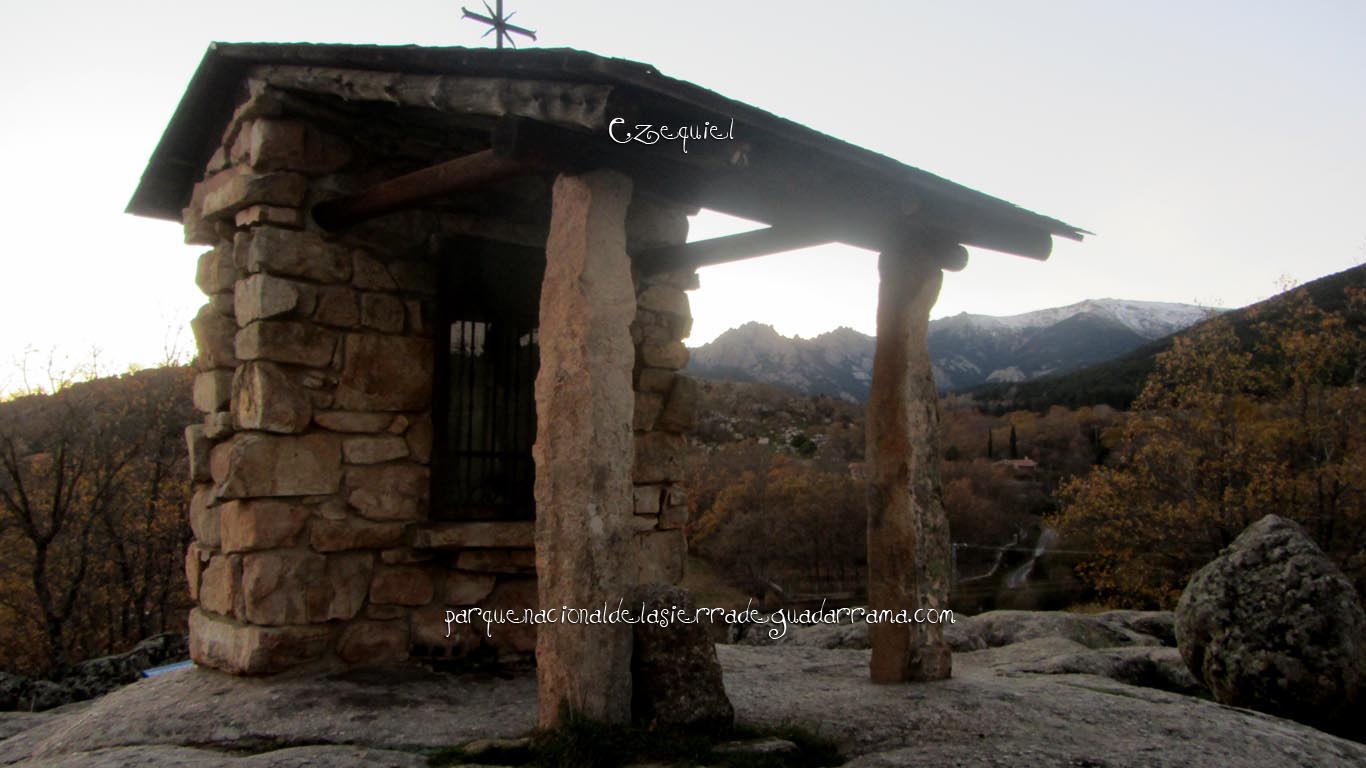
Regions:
[[2, 1, 1363, 391]]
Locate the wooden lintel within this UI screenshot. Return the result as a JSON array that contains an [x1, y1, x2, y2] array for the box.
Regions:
[[312, 149, 544, 230], [633, 226, 835, 274]]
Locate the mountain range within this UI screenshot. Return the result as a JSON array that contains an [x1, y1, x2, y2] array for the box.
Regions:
[[971, 263, 1366, 411], [686, 299, 1215, 402]]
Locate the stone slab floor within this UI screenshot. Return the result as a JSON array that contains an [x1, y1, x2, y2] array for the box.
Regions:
[[2, 640, 1363, 766]]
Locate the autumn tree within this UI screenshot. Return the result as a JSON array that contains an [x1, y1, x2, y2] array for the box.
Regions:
[[1055, 289, 1366, 608], [0, 368, 194, 674], [693, 457, 864, 595]]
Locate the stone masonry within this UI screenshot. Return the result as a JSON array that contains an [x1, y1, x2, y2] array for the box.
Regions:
[[134, 39, 1087, 735], [181, 80, 696, 675]]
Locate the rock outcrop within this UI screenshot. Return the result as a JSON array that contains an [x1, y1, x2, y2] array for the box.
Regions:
[[4, 615, 1364, 767], [630, 584, 734, 729], [738, 608, 1173, 652], [0, 634, 186, 713], [737, 608, 1199, 697], [1175, 514, 1366, 734]]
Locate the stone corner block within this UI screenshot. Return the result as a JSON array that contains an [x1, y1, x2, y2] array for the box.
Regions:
[[211, 432, 342, 499], [219, 499, 311, 553], [240, 550, 372, 626], [235, 273, 308, 326], [233, 361, 313, 434], [195, 246, 237, 296], [235, 321, 339, 369], [188, 608, 331, 675], [197, 167, 308, 221], [192, 370, 234, 413], [239, 227, 353, 284], [191, 305, 240, 371]]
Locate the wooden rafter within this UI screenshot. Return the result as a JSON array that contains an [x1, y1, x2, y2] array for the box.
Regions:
[[310, 115, 1055, 263], [312, 149, 544, 231], [631, 226, 834, 274]]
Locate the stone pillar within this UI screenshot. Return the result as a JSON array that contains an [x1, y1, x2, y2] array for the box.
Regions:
[[534, 170, 638, 726], [180, 94, 440, 675], [866, 245, 953, 683], [628, 197, 696, 587]]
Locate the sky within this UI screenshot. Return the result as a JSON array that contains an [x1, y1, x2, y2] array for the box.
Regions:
[[1, 1, 1363, 392]]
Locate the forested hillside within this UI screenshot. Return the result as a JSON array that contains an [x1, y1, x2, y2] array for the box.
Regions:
[[2, 269, 1361, 675], [972, 264, 1366, 412], [0, 367, 194, 675], [685, 277, 1366, 613]]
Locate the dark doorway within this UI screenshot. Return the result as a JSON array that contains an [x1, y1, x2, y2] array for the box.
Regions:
[[432, 237, 545, 521]]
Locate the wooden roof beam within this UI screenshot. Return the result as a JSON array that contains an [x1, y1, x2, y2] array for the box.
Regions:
[[311, 148, 545, 230], [494, 117, 1057, 261], [632, 226, 835, 274], [311, 116, 1058, 263]]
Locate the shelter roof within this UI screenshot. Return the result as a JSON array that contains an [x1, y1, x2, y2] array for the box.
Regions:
[[129, 43, 1086, 260]]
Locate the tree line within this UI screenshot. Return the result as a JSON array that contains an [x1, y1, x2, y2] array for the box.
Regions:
[[0, 367, 194, 675], [2, 284, 1359, 673], [684, 286, 1365, 614], [1056, 288, 1366, 607]]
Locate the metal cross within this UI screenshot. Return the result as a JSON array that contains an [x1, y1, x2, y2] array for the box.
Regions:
[[462, 1, 537, 49]]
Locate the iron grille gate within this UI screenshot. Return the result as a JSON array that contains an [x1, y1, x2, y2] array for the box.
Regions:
[[435, 319, 539, 520]]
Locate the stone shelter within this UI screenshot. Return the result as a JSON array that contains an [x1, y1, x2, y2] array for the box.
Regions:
[[127, 43, 1084, 726]]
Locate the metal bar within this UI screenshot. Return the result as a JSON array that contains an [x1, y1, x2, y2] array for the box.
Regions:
[[462, 321, 474, 503], [500, 326, 511, 493], [456, 317, 467, 502], [513, 332, 525, 497], [488, 325, 496, 494], [516, 330, 534, 503], [472, 321, 482, 498]]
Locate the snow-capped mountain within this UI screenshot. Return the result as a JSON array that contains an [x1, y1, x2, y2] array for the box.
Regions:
[[686, 299, 1216, 401], [933, 299, 1212, 338]]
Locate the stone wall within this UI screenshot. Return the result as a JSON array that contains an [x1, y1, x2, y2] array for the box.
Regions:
[[179, 81, 699, 674], [630, 267, 698, 586], [183, 86, 443, 674]]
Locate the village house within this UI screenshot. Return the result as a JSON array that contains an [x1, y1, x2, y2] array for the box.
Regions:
[[128, 43, 1084, 726], [997, 457, 1040, 477]]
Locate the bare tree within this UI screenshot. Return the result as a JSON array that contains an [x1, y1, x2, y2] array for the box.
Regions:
[[0, 366, 193, 673]]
